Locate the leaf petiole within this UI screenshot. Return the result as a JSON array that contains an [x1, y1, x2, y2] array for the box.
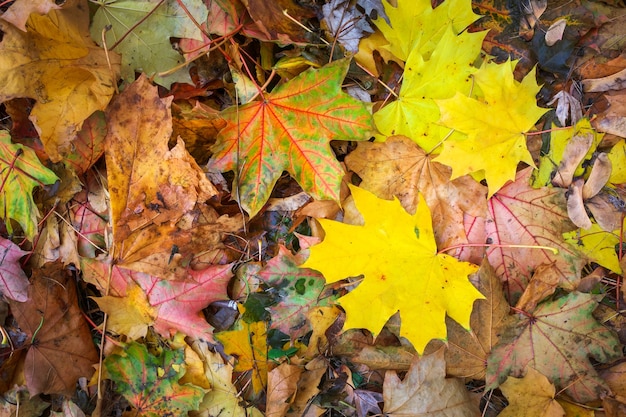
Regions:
[[438, 243, 559, 255]]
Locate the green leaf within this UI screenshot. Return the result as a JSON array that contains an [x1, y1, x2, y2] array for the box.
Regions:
[[90, 0, 208, 87], [105, 342, 205, 416], [0, 131, 58, 240], [208, 58, 375, 217]]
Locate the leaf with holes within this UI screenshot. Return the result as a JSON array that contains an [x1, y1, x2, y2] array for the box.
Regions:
[[486, 292, 622, 403], [0, 131, 58, 240], [208, 58, 375, 217], [459, 167, 585, 302], [105, 342, 205, 416]]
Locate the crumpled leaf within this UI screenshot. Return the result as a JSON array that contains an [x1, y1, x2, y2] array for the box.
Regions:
[[94, 263, 233, 342], [302, 184, 483, 353], [436, 61, 549, 196], [383, 348, 478, 416], [0, 237, 30, 302], [459, 167, 584, 302], [373, 0, 480, 61], [8, 262, 98, 396], [215, 321, 269, 396], [373, 24, 486, 151], [105, 342, 205, 416], [0, 131, 58, 240], [208, 58, 374, 217], [103, 74, 240, 279], [498, 368, 565, 417], [90, 0, 208, 87], [345, 135, 487, 248], [0, 5, 120, 162], [486, 292, 623, 403]]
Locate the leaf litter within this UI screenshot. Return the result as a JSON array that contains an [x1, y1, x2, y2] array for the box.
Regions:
[[0, 0, 625, 416]]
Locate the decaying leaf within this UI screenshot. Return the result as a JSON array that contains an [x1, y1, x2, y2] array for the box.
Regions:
[[258, 245, 331, 339], [105, 342, 205, 416], [8, 262, 98, 396], [460, 167, 584, 301], [302, 184, 483, 353], [94, 263, 233, 342], [444, 260, 509, 380], [208, 58, 374, 217], [90, 0, 208, 87], [383, 348, 478, 416], [487, 292, 623, 403]]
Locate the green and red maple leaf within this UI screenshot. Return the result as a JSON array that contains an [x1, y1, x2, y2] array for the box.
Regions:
[[208, 58, 375, 217]]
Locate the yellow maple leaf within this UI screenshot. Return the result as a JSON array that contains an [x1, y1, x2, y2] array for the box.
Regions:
[[373, 24, 486, 151], [301, 185, 483, 353], [374, 0, 481, 62], [435, 61, 549, 196], [215, 321, 268, 397]]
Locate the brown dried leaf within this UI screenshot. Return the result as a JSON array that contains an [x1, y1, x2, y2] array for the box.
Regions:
[[267, 363, 303, 417], [515, 263, 560, 313], [383, 348, 478, 416], [345, 135, 487, 248], [444, 260, 509, 380], [8, 262, 98, 396]]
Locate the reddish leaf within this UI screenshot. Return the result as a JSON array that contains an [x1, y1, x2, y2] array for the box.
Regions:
[[208, 58, 375, 217], [0, 237, 29, 302], [63, 111, 107, 174], [459, 167, 585, 301], [8, 262, 98, 396], [94, 262, 233, 342], [486, 292, 622, 403]]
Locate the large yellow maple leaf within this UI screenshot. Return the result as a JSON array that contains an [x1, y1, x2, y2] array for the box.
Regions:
[[301, 185, 484, 353], [435, 61, 549, 196]]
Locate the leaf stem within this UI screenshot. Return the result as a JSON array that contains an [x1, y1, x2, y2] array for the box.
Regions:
[[437, 243, 559, 255]]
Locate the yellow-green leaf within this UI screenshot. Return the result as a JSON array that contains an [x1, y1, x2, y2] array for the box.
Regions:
[[374, 0, 480, 62], [301, 185, 483, 353], [435, 61, 549, 196], [0, 131, 58, 240]]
